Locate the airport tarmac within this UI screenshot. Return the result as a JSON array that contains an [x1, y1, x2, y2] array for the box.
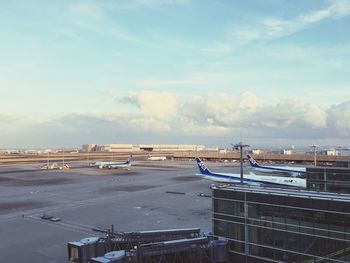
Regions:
[[0, 159, 242, 263]]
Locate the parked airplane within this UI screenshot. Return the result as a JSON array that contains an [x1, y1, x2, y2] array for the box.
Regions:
[[247, 154, 306, 176], [147, 154, 166, 161], [195, 158, 306, 188], [90, 155, 132, 170]]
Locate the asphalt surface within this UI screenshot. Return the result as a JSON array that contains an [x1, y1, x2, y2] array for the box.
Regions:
[[0, 159, 241, 263]]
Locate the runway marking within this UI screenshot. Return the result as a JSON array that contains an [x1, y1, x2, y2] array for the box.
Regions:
[[24, 215, 103, 237]]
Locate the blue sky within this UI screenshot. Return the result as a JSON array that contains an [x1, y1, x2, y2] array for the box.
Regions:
[[0, 0, 350, 148]]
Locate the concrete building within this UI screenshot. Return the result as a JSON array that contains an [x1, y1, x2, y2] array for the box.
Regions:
[[282, 149, 292, 155], [99, 144, 135, 152], [321, 149, 341, 156], [212, 185, 350, 263], [82, 144, 97, 152], [139, 144, 205, 152], [251, 149, 263, 155], [0, 149, 20, 154]]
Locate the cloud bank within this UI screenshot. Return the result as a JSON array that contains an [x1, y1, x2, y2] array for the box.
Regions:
[[1, 91, 349, 148]]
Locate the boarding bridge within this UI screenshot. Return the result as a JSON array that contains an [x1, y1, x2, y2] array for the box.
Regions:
[[89, 238, 228, 263], [68, 228, 202, 263]]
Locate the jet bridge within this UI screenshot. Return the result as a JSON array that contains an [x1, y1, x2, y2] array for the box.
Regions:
[[68, 228, 201, 263]]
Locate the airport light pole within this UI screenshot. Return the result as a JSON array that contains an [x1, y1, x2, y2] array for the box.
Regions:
[[62, 148, 64, 170], [87, 149, 89, 165], [232, 142, 250, 184], [310, 144, 318, 166]]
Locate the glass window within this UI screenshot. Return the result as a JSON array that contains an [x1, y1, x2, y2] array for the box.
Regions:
[[215, 199, 244, 216], [213, 220, 245, 241], [228, 240, 245, 253]]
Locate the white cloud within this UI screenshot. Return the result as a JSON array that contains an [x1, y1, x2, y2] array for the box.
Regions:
[[181, 121, 232, 136], [129, 117, 171, 132], [327, 101, 350, 132], [300, 0, 350, 22], [252, 100, 327, 129], [232, 0, 350, 43], [181, 91, 260, 128], [125, 91, 178, 120], [179, 93, 327, 137], [1, 94, 349, 147]]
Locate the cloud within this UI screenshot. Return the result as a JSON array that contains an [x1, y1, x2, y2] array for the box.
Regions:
[[300, 0, 350, 22], [129, 117, 171, 132], [326, 100, 350, 133], [0, 113, 22, 124], [123, 91, 178, 120], [1, 93, 349, 148], [177, 92, 329, 142], [252, 100, 327, 129], [180, 91, 260, 128], [232, 0, 350, 43]]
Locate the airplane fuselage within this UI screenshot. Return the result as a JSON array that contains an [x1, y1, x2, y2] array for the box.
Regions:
[[195, 158, 306, 188], [247, 155, 306, 176], [90, 156, 132, 169], [250, 165, 306, 176], [196, 171, 306, 188], [148, 156, 166, 161]]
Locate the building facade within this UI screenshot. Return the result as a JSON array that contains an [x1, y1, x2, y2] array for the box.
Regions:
[[212, 185, 350, 262], [307, 167, 350, 194]]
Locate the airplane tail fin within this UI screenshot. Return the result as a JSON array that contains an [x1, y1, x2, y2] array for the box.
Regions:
[[195, 158, 212, 175], [126, 155, 132, 164], [247, 154, 259, 167]]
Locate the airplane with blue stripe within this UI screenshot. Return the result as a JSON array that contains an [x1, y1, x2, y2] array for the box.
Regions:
[[195, 158, 306, 188], [90, 155, 132, 170], [247, 154, 306, 176]]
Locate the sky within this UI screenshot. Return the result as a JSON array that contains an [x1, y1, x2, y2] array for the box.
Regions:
[[0, 0, 350, 149]]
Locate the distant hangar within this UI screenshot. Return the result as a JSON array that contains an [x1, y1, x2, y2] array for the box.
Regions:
[[82, 144, 206, 152]]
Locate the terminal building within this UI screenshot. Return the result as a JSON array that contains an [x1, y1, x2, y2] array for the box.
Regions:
[[212, 185, 350, 263], [306, 167, 350, 194]]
